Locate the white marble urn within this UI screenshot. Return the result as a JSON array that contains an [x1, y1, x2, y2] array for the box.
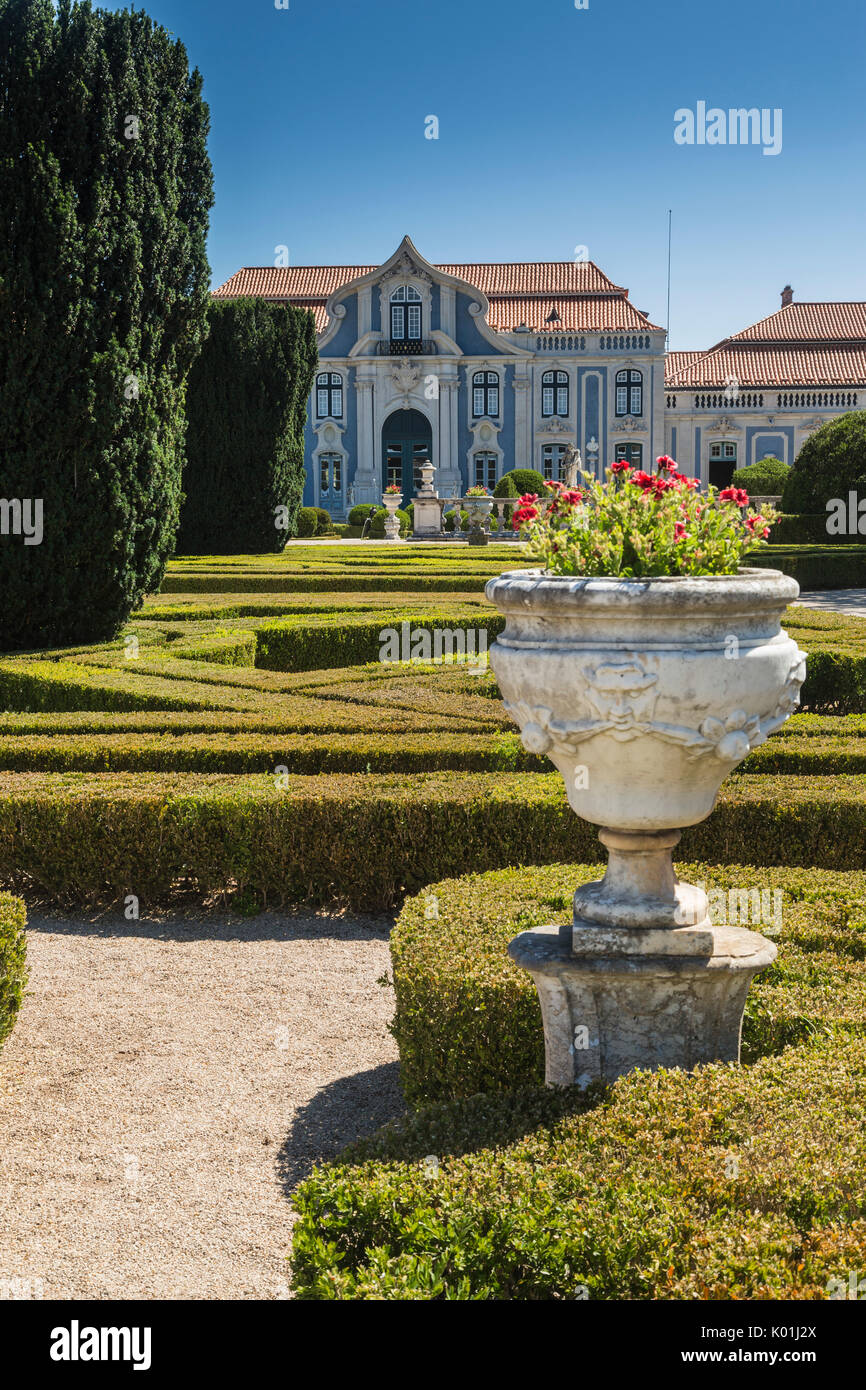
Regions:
[[484, 567, 807, 1086], [381, 491, 403, 541]]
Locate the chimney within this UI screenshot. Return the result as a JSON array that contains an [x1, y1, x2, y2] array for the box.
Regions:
[[781, 285, 793, 307]]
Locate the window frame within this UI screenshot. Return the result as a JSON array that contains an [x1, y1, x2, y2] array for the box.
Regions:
[[472, 371, 500, 419], [541, 369, 569, 418], [316, 372, 343, 419], [390, 284, 423, 342], [614, 369, 642, 418]]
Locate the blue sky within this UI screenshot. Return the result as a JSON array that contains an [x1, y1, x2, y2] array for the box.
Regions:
[[111, 0, 865, 348]]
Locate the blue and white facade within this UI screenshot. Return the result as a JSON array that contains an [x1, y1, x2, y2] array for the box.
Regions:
[[215, 239, 866, 513], [300, 237, 667, 516]]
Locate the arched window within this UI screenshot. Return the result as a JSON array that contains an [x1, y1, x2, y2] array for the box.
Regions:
[[542, 370, 568, 417], [473, 452, 498, 490], [316, 372, 343, 418], [542, 443, 568, 480], [614, 443, 643, 469], [615, 369, 642, 417], [472, 372, 500, 418], [390, 285, 422, 342]]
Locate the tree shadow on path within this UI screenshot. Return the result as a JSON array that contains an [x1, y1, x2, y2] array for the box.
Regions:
[[277, 1062, 404, 1193]]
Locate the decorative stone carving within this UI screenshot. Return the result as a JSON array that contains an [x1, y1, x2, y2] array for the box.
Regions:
[[390, 361, 422, 396], [707, 415, 742, 433], [538, 416, 574, 435], [609, 415, 647, 433]]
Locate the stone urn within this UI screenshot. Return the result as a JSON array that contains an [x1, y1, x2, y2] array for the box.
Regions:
[[484, 567, 807, 1087], [381, 491, 403, 542], [464, 494, 494, 547]]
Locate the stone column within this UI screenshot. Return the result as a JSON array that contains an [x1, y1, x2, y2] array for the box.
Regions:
[[354, 379, 377, 503]]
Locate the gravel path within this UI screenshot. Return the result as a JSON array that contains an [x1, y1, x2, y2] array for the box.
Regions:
[[795, 588, 866, 616], [0, 909, 402, 1300]]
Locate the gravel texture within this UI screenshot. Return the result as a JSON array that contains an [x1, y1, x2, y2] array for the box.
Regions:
[[0, 908, 402, 1300]]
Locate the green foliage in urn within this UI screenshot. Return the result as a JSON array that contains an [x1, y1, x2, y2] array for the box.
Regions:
[[514, 457, 777, 576]]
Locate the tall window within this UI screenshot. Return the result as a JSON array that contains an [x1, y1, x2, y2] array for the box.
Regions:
[[390, 285, 422, 342], [542, 370, 568, 417], [473, 452, 497, 490], [316, 372, 343, 418], [472, 372, 500, 418], [542, 444, 568, 480], [614, 443, 643, 469], [319, 453, 343, 500], [615, 369, 642, 417]]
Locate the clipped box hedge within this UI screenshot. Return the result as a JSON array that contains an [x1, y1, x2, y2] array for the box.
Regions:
[[389, 861, 866, 1106], [0, 771, 865, 909], [0, 892, 27, 1053], [290, 1034, 866, 1300], [747, 545, 866, 590]]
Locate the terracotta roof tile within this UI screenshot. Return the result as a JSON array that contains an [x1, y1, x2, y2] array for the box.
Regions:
[[666, 346, 866, 389], [212, 260, 664, 335], [729, 302, 866, 342], [489, 296, 656, 332]]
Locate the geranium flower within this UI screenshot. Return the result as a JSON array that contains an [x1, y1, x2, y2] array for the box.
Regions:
[[719, 487, 749, 507], [611, 459, 631, 474], [629, 471, 655, 490], [656, 455, 677, 472], [674, 522, 686, 540], [746, 513, 770, 538]]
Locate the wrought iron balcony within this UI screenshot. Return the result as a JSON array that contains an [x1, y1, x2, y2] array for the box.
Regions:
[[376, 339, 436, 356]]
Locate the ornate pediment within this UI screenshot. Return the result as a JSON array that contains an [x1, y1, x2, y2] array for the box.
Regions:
[[610, 415, 647, 433], [706, 415, 742, 434]]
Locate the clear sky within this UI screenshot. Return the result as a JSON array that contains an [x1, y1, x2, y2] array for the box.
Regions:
[[106, 0, 865, 348]]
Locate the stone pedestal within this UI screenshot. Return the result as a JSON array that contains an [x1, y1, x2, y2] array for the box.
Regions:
[[413, 461, 444, 538], [509, 917, 776, 1088]]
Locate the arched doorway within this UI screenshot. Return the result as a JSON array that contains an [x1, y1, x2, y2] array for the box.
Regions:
[[382, 409, 432, 509]]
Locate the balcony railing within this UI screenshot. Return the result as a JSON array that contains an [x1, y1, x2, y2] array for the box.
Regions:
[[376, 339, 436, 356]]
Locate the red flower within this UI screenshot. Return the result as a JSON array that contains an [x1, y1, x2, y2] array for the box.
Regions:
[[518, 493, 540, 506], [560, 489, 583, 506], [746, 513, 770, 538], [656, 455, 678, 472], [674, 521, 686, 540], [629, 470, 655, 490], [611, 459, 631, 473], [719, 487, 749, 507]]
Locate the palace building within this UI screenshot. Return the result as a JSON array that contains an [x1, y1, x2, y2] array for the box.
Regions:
[[213, 236, 866, 516]]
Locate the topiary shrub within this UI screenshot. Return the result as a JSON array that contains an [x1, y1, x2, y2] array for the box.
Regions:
[[177, 298, 318, 555], [295, 507, 318, 538], [443, 508, 469, 533], [781, 411, 866, 518], [0, 893, 27, 1054], [0, 0, 213, 650], [314, 508, 335, 535], [348, 504, 378, 527], [404, 502, 414, 529], [499, 468, 548, 497], [731, 457, 790, 495], [493, 473, 520, 529], [369, 507, 410, 538]]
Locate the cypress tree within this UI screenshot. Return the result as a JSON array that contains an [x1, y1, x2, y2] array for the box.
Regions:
[[177, 297, 318, 555], [0, 0, 213, 650]]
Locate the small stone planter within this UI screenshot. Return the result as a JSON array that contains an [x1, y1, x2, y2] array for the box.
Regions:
[[464, 495, 494, 546], [485, 568, 807, 1087], [381, 492, 403, 542]]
